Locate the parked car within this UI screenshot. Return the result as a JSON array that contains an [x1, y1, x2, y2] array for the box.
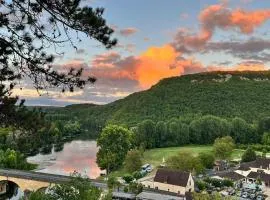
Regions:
[[241, 192, 248, 198], [141, 164, 153, 173]]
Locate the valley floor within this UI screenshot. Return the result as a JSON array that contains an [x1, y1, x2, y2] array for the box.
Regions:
[[110, 145, 253, 178]]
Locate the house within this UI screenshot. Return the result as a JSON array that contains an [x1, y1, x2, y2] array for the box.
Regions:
[[212, 171, 245, 183], [235, 158, 270, 177], [213, 160, 229, 171], [140, 169, 194, 195], [246, 171, 270, 188]]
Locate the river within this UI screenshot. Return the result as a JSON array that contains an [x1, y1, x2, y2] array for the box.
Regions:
[[1, 140, 103, 199], [27, 140, 104, 179]]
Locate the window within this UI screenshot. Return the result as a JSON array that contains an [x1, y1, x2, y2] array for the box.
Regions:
[[155, 187, 158, 190]]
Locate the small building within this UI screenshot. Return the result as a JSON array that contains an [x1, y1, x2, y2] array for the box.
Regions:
[[141, 169, 194, 195], [246, 171, 270, 188], [235, 158, 270, 176], [212, 171, 245, 183], [213, 160, 229, 171]]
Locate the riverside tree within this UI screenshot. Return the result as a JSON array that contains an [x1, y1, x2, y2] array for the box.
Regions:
[[96, 125, 132, 174], [0, 0, 116, 130]]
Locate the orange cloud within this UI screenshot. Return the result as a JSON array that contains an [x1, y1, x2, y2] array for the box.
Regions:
[[230, 9, 270, 34], [135, 45, 181, 88], [174, 4, 270, 50], [233, 61, 267, 71], [66, 4, 270, 90]]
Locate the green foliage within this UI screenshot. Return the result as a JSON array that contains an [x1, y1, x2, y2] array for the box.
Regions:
[[213, 136, 235, 160], [128, 182, 143, 194], [123, 186, 129, 193], [97, 125, 132, 173], [190, 115, 230, 144], [192, 192, 236, 200], [203, 177, 233, 188], [196, 180, 207, 191], [198, 152, 215, 169], [107, 175, 121, 190], [44, 71, 270, 131], [64, 121, 82, 135], [231, 117, 258, 144], [132, 171, 144, 180], [237, 143, 270, 152], [124, 150, 143, 173], [167, 151, 204, 174], [137, 120, 156, 149], [122, 174, 134, 183], [262, 132, 270, 145], [0, 148, 36, 170], [28, 191, 53, 200], [29, 172, 101, 200], [241, 147, 257, 162], [49, 172, 101, 200], [223, 179, 234, 187], [102, 191, 113, 200]]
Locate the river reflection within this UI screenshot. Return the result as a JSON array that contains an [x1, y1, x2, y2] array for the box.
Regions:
[[27, 140, 104, 179]]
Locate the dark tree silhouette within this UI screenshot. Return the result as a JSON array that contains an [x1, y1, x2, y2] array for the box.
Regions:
[[0, 0, 117, 128]]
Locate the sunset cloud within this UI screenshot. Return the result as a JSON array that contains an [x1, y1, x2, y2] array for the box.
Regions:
[[90, 45, 205, 89], [173, 3, 270, 51], [119, 27, 139, 37], [91, 52, 121, 68]]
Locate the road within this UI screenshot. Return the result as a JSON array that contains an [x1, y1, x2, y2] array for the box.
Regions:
[[0, 168, 107, 189]]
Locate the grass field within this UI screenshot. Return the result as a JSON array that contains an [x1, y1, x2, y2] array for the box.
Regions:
[[143, 145, 213, 167], [109, 145, 247, 178]]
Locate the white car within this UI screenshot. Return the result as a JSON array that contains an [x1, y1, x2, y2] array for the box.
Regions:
[[141, 164, 153, 173], [146, 165, 153, 172]]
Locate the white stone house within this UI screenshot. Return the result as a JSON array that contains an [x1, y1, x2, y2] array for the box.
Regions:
[[140, 169, 194, 195]]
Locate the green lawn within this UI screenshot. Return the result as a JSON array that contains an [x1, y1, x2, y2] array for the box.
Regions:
[[109, 145, 262, 178], [143, 145, 213, 167]]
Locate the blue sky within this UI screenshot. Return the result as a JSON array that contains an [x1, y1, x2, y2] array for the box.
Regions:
[[14, 0, 270, 106]]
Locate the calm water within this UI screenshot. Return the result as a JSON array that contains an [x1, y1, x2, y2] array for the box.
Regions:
[[27, 140, 104, 179]]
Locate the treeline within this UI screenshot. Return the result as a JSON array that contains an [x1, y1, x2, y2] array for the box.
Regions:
[[0, 120, 83, 156], [41, 71, 270, 129], [133, 115, 270, 149]]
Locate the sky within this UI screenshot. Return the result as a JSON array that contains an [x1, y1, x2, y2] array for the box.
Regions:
[[14, 0, 270, 106]]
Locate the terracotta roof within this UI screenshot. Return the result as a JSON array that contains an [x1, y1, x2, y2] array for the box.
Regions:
[[247, 172, 270, 182], [154, 169, 190, 187], [238, 158, 270, 171], [216, 171, 245, 181]]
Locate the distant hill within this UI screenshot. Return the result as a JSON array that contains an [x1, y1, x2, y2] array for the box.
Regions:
[[44, 71, 270, 128]]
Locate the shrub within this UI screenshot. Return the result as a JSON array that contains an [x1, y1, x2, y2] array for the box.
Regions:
[[132, 171, 143, 180], [196, 180, 206, 191], [241, 147, 256, 162], [122, 174, 134, 183]]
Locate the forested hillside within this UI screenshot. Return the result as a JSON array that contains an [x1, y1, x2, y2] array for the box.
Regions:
[[45, 71, 270, 129]]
